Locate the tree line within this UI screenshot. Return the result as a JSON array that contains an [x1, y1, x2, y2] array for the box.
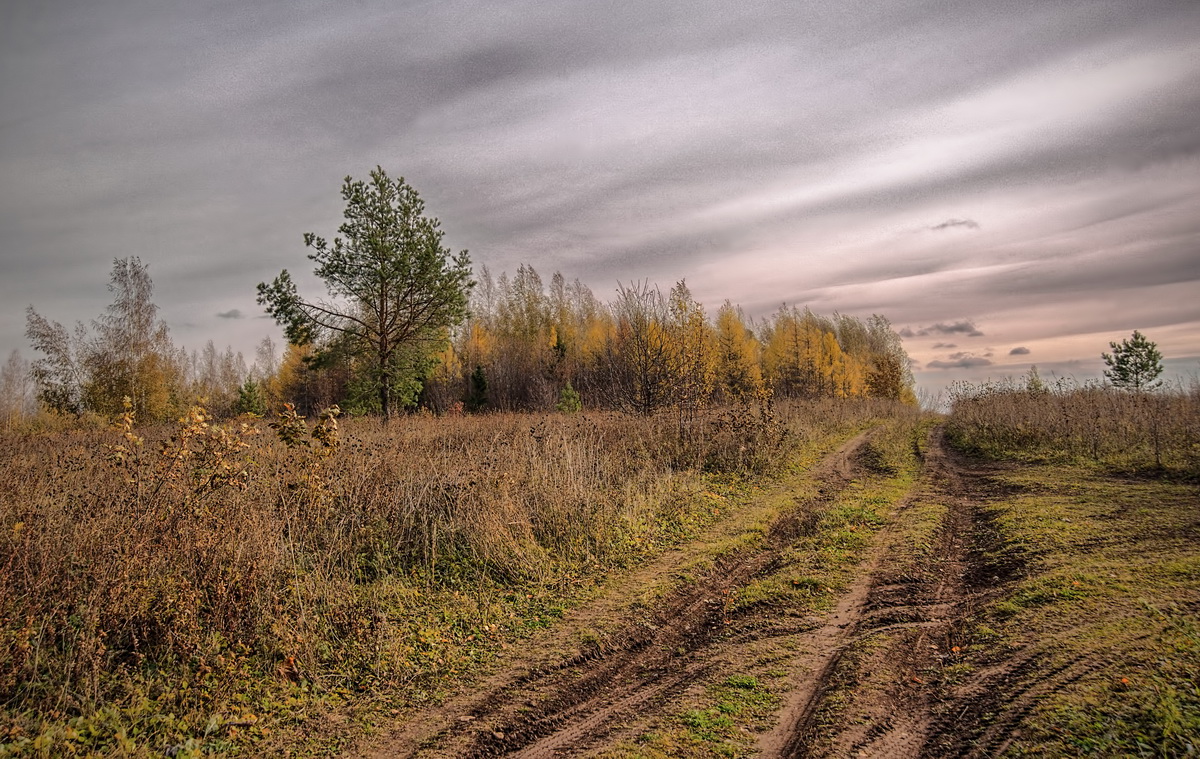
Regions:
[[255, 168, 917, 418], [246, 263, 918, 420], [13, 168, 919, 426], [416, 267, 917, 415]]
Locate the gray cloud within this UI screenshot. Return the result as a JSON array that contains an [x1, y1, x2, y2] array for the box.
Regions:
[[1009, 346, 1031, 355], [901, 321, 985, 338], [216, 309, 244, 320], [931, 218, 980, 231], [932, 342, 957, 349], [927, 356, 994, 369], [1, 0, 1198, 401]]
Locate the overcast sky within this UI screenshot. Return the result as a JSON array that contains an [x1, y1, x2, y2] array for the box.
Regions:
[[2, 0, 1198, 399]]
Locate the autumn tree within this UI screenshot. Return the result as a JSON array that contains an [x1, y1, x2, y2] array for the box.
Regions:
[[714, 302, 764, 401], [762, 306, 827, 397], [865, 353, 906, 400], [26, 257, 181, 421], [489, 265, 557, 409], [84, 258, 181, 420], [604, 282, 676, 414], [252, 335, 283, 407], [550, 272, 612, 406], [1102, 330, 1163, 391], [24, 308, 85, 415], [273, 342, 349, 415], [828, 314, 875, 398], [761, 307, 912, 402], [666, 281, 716, 419], [445, 264, 611, 412], [258, 167, 473, 420], [0, 350, 36, 427], [857, 315, 913, 402], [437, 265, 915, 414], [186, 340, 249, 417]]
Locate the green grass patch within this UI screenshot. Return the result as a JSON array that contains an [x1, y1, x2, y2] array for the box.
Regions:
[[956, 461, 1200, 757]]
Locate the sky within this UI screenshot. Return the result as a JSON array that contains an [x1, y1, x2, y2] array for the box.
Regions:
[[2, 0, 1198, 401]]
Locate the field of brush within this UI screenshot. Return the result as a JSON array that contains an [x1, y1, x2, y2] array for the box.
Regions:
[[1, 399, 908, 756], [1, 385, 1197, 757], [935, 383, 1200, 756]]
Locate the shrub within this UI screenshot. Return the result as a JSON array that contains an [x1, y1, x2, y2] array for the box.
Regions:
[[946, 378, 1200, 475]]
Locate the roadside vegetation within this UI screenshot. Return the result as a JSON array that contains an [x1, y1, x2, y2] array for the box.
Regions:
[[946, 370, 1200, 477], [1, 170, 924, 756], [0, 396, 909, 757], [941, 377, 1200, 757]]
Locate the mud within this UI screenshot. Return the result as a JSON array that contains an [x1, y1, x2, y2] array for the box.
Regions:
[[775, 427, 985, 758], [774, 427, 1044, 759]]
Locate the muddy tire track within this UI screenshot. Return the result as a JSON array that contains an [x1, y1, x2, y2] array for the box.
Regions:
[[761, 426, 1009, 758], [755, 496, 902, 758], [352, 430, 879, 759]]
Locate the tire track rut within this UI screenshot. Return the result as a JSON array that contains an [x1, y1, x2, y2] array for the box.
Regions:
[[762, 426, 999, 758]]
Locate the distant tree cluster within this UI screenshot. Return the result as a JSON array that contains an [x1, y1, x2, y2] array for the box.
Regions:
[[23, 257, 278, 424], [415, 266, 916, 415]]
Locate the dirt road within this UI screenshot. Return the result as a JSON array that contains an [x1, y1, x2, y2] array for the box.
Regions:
[[771, 426, 1002, 758], [349, 425, 1015, 758]]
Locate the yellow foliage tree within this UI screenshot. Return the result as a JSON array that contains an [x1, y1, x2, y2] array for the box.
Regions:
[[715, 301, 764, 400], [667, 281, 717, 419]]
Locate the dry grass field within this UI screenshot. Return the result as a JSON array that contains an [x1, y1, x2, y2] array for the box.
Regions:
[[1, 399, 903, 756], [2, 385, 1197, 757]]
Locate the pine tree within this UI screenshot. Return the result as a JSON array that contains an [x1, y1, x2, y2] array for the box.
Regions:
[[1102, 330, 1163, 391], [258, 167, 473, 421], [466, 365, 489, 412]]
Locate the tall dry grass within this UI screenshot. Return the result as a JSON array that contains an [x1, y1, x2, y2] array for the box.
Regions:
[[946, 377, 1200, 474], [0, 397, 907, 747]]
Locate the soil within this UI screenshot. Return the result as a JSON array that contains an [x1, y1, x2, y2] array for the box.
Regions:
[[346, 427, 1028, 758], [773, 427, 1014, 759]]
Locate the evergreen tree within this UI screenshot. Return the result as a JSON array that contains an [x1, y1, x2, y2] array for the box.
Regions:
[[466, 365, 489, 411], [234, 377, 267, 416], [1102, 330, 1163, 391], [258, 167, 473, 421], [555, 382, 582, 413]]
